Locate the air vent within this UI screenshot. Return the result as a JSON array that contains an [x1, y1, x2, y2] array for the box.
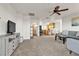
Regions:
[[28, 13, 35, 16]]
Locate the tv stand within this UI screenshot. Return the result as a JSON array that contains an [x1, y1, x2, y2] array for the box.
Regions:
[[0, 33, 20, 56]]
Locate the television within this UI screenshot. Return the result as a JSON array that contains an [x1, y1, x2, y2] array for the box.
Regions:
[[7, 20, 16, 34]]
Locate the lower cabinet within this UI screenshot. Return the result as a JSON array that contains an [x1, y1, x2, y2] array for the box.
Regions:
[[0, 33, 20, 56], [6, 39, 19, 56]]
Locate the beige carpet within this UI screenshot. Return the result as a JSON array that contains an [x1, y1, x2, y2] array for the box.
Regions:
[[12, 35, 79, 56]]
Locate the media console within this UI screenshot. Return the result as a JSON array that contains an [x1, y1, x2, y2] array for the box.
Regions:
[[0, 33, 20, 56]]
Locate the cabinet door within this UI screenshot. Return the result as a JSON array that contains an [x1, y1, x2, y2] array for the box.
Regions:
[[13, 40, 17, 49], [13, 39, 19, 50], [8, 47, 13, 56], [1, 38, 6, 56]]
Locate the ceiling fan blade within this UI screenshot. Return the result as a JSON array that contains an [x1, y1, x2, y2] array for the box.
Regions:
[[49, 6, 60, 13], [58, 8, 69, 12], [55, 6, 60, 10], [57, 12, 61, 15], [50, 12, 55, 16]]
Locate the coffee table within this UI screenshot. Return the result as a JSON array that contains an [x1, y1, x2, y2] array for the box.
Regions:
[[55, 33, 67, 44]]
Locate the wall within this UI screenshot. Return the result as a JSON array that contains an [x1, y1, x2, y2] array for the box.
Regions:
[[62, 13, 79, 31], [54, 19, 62, 33], [0, 5, 18, 35], [15, 14, 23, 36], [22, 16, 30, 39], [0, 5, 31, 40]]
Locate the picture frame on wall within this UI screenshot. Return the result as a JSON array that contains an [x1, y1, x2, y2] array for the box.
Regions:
[[72, 16, 79, 26]]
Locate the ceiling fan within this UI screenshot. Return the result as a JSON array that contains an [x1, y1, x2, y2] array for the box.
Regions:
[[49, 6, 69, 16]]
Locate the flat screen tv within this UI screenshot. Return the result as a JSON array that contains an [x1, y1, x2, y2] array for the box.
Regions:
[[7, 20, 16, 34]]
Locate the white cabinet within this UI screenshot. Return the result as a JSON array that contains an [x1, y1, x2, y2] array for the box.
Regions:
[[0, 38, 3, 56], [0, 33, 20, 56]]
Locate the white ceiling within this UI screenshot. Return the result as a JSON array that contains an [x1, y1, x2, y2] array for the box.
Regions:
[[8, 3, 79, 19]]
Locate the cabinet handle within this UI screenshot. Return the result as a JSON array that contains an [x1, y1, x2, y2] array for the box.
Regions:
[[13, 45, 14, 47]]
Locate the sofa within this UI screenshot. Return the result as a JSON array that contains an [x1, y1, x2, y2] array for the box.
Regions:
[[67, 38, 79, 54], [56, 31, 79, 54], [66, 31, 79, 54], [55, 31, 79, 43]]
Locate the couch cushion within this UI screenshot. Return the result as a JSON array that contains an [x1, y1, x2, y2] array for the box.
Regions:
[[68, 31, 77, 36], [62, 31, 68, 36], [76, 32, 79, 37]]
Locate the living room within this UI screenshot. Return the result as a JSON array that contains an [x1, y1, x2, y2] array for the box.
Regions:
[[0, 3, 79, 56]]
